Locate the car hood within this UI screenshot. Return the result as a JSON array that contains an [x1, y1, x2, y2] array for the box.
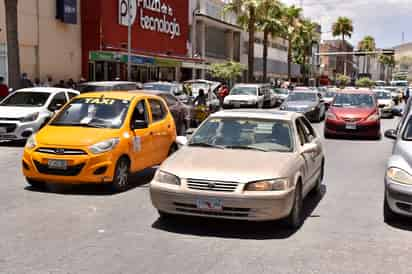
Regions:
[[330, 107, 376, 119], [0, 106, 43, 119], [36, 126, 119, 147], [284, 101, 317, 109], [225, 95, 257, 101], [160, 147, 298, 183]]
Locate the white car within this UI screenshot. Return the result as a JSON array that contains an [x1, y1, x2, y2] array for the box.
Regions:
[[223, 84, 270, 109], [0, 87, 79, 140], [374, 89, 394, 118]]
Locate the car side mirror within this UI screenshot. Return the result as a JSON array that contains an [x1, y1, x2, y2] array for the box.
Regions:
[[301, 143, 318, 154], [384, 129, 397, 140], [176, 136, 188, 147], [132, 120, 148, 129]]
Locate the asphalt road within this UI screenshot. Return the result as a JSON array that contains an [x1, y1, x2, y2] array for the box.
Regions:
[[1, 117, 412, 274]]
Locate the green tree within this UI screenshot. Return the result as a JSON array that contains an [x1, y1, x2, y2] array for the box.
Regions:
[[356, 77, 374, 88], [332, 17, 353, 76], [358, 36, 376, 74], [256, 0, 283, 82], [210, 61, 244, 85], [224, 0, 261, 83], [4, 0, 21, 89], [280, 5, 302, 82]]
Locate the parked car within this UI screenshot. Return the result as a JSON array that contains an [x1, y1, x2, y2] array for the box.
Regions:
[[0, 87, 79, 141], [183, 80, 222, 98], [323, 90, 336, 109], [140, 90, 191, 135], [143, 82, 189, 103], [324, 89, 381, 139], [271, 87, 289, 106], [22, 92, 177, 192], [279, 91, 326, 122], [374, 89, 394, 118], [223, 84, 271, 109], [77, 81, 142, 93], [150, 109, 325, 228], [383, 104, 412, 221]]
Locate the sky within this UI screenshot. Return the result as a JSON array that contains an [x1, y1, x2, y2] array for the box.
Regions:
[[283, 0, 412, 48]]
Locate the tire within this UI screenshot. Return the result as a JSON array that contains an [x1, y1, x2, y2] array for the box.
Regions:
[[111, 157, 130, 192], [384, 195, 397, 223], [26, 178, 46, 189], [158, 210, 175, 220], [286, 182, 303, 229], [311, 162, 324, 196]]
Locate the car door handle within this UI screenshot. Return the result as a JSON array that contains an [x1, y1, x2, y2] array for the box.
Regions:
[[168, 124, 171, 128]]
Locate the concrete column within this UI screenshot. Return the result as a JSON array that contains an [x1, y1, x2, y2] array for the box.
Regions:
[[200, 21, 206, 78], [226, 30, 234, 60]]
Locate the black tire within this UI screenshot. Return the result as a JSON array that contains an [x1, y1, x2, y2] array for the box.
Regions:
[[324, 132, 332, 139], [26, 178, 46, 189], [111, 157, 130, 192], [311, 162, 324, 195], [384, 195, 397, 223], [286, 182, 303, 229]]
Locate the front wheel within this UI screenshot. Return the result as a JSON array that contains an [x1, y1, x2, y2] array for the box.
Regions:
[[111, 157, 130, 192], [286, 183, 303, 229]]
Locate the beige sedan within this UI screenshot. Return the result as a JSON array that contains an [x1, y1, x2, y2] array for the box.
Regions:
[[150, 110, 325, 228]]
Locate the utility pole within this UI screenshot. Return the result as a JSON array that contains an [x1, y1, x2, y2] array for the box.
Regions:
[[127, 0, 132, 81]]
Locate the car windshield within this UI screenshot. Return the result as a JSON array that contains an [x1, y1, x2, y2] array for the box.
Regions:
[[0, 92, 51, 107], [77, 85, 112, 93], [51, 97, 130, 129], [333, 93, 375, 108], [287, 92, 317, 102], [189, 117, 293, 152], [375, 91, 391, 99], [143, 83, 172, 92], [230, 86, 257, 96]]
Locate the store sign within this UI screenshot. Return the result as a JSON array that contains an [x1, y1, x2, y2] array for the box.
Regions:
[[119, 0, 182, 39], [56, 0, 77, 24], [121, 55, 155, 65], [90, 52, 122, 62]]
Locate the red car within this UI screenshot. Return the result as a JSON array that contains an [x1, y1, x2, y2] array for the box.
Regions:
[[324, 90, 381, 139]]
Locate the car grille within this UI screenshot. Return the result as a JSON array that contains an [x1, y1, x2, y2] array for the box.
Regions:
[[342, 117, 362, 122], [33, 160, 85, 176], [174, 202, 250, 218], [0, 123, 17, 133], [187, 179, 239, 192], [36, 147, 87, 155], [0, 117, 20, 121]]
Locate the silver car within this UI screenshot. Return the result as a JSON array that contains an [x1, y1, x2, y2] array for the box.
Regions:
[[0, 88, 79, 140], [150, 110, 325, 228]]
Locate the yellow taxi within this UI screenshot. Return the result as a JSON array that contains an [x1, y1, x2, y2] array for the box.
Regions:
[[22, 92, 177, 191]]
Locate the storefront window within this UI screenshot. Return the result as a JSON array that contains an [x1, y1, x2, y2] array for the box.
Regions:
[[0, 44, 7, 83]]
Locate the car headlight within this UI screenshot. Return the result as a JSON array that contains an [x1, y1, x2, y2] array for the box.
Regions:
[[387, 167, 412, 185], [245, 178, 289, 191], [366, 113, 379, 121], [20, 112, 39, 122], [89, 138, 119, 154], [326, 112, 337, 120], [25, 134, 37, 150], [154, 170, 181, 185]]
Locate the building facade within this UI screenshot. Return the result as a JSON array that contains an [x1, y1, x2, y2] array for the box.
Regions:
[[0, 0, 82, 85], [357, 49, 394, 81], [320, 40, 355, 83], [82, 0, 201, 82], [393, 42, 412, 80]]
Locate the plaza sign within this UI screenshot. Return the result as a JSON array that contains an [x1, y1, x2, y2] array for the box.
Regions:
[[119, 0, 181, 39]]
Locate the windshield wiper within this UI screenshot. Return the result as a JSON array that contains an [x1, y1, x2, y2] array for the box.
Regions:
[[188, 142, 224, 149], [225, 145, 269, 152]]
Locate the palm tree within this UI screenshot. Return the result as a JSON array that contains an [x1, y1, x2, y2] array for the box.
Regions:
[[294, 20, 318, 85], [4, 0, 21, 89], [256, 0, 283, 82], [280, 5, 302, 82], [224, 0, 261, 83], [358, 36, 376, 75], [332, 17, 353, 76], [378, 54, 395, 81]]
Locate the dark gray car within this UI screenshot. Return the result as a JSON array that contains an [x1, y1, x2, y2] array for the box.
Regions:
[[384, 101, 412, 222], [280, 91, 326, 122]]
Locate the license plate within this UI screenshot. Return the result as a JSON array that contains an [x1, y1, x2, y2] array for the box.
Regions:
[[0, 127, 6, 134], [196, 198, 223, 211], [345, 123, 357, 130], [47, 159, 67, 170]]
